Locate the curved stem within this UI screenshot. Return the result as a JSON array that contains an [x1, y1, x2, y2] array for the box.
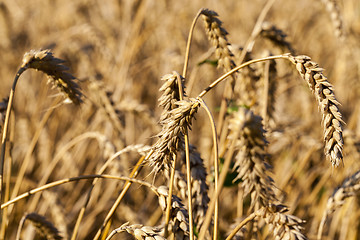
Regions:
[[197, 98, 219, 239], [317, 210, 328, 240], [0, 66, 26, 223], [197, 55, 288, 98], [92, 156, 145, 240], [182, 8, 205, 78], [164, 153, 176, 238], [10, 97, 61, 211], [225, 209, 261, 240], [1, 174, 154, 209], [175, 72, 194, 240], [72, 148, 147, 240], [198, 128, 240, 240]]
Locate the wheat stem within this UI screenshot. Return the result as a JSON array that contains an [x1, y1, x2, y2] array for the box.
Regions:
[[10, 97, 62, 212], [198, 55, 287, 98], [0, 67, 27, 222], [1, 174, 153, 209], [225, 210, 259, 240], [198, 128, 240, 240], [0, 112, 14, 240], [72, 146, 148, 240], [92, 156, 145, 240], [164, 153, 176, 237], [197, 97, 219, 239], [175, 72, 194, 240], [317, 210, 328, 240], [182, 8, 204, 78]]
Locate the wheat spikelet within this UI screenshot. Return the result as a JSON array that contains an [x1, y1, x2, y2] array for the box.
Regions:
[[319, 0, 345, 41], [257, 204, 308, 240], [260, 22, 296, 54], [157, 186, 190, 240], [158, 72, 186, 121], [106, 222, 166, 240], [228, 107, 277, 207], [16, 212, 62, 240], [287, 55, 344, 167], [21, 49, 82, 104], [148, 99, 199, 173], [200, 8, 236, 82]]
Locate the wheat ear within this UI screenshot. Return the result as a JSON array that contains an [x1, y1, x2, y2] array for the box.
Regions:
[[0, 50, 82, 219], [286, 55, 344, 167], [148, 99, 199, 173], [258, 204, 308, 240], [16, 212, 62, 240], [22, 49, 82, 104], [157, 186, 190, 240], [318, 170, 360, 240], [228, 107, 277, 207]]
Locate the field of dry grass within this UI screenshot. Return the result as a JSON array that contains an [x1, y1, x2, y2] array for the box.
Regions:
[[0, 0, 360, 239]]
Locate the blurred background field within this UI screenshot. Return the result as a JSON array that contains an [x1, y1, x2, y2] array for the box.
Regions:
[[0, 0, 360, 239]]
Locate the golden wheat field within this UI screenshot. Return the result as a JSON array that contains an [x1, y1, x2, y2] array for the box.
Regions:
[[0, 0, 360, 239]]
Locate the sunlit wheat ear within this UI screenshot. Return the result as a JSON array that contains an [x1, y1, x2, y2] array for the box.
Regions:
[[318, 170, 360, 239], [148, 99, 199, 173], [157, 186, 190, 240], [286, 55, 344, 167], [257, 204, 308, 240], [22, 49, 82, 104], [158, 72, 186, 121], [200, 9, 236, 76], [106, 222, 166, 240], [260, 22, 296, 54], [228, 107, 277, 207], [16, 212, 62, 240], [319, 0, 345, 41]]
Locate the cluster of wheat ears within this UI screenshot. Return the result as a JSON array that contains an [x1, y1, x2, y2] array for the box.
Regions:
[[0, 0, 360, 239]]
